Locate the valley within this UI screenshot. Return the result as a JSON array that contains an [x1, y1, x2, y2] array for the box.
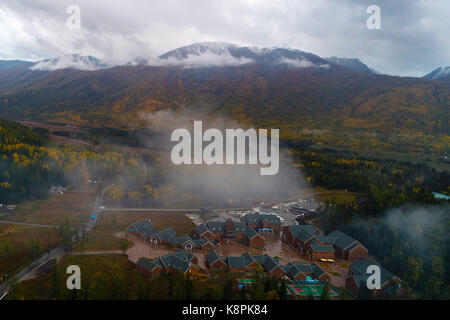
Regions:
[[0, 42, 448, 302]]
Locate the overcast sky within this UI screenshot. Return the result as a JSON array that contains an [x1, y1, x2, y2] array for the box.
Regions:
[[0, 0, 448, 76]]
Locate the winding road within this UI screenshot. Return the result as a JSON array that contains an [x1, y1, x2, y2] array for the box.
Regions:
[[0, 186, 110, 299]]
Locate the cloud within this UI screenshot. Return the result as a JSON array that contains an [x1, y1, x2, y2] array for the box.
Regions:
[[30, 54, 109, 71], [279, 57, 329, 69], [150, 52, 253, 68], [139, 109, 306, 200], [0, 0, 448, 76]]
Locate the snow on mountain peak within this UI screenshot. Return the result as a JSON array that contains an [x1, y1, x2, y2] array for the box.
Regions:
[[423, 66, 450, 80], [156, 42, 329, 68], [30, 54, 110, 71]]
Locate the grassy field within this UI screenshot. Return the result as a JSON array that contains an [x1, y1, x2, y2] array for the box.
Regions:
[[305, 186, 359, 204], [10, 254, 218, 300], [0, 224, 61, 274], [3, 188, 97, 228], [10, 254, 151, 300], [73, 231, 133, 252], [96, 211, 196, 236]]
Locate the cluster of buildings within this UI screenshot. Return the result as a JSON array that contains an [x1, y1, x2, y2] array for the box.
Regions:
[[282, 225, 368, 262], [136, 250, 206, 279], [193, 212, 281, 248], [346, 258, 402, 296], [129, 212, 282, 252], [129, 209, 402, 298], [206, 250, 330, 282], [128, 219, 217, 251]]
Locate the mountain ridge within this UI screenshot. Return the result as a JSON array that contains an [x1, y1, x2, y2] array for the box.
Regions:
[[0, 43, 448, 155], [325, 57, 376, 75], [423, 66, 450, 81]]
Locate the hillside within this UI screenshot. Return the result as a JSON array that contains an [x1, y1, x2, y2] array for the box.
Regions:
[[423, 66, 450, 81], [325, 57, 375, 75], [0, 44, 448, 154]]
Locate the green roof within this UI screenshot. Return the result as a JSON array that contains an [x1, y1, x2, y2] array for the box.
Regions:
[[206, 250, 225, 265], [349, 258, 397, 288], [196, 224, 210, 235], [136, 257, 159, 271], [243, 212, 281, 226], [207, 221, 226, 233], [245, 226, 259, 239], [227, 256, 247, 269], [328, 230, 358, 250], [262, 255, 280, 272], [309, 244, 335, 252]]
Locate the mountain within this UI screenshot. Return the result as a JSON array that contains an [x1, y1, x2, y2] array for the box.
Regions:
[[0, 60, 44, 93], [423, 66, 450, 81], [0, 43, 448, 153], [325, 57, 376, 75], [158, 42, 331, 68], [0, 55, 110, 92], [30, 54, 110, 71], [0, 59, 35, 70]]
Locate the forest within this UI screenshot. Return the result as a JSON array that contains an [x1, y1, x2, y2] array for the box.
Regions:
[[0, 118, 153, 203], [1, 118, 448, 299]]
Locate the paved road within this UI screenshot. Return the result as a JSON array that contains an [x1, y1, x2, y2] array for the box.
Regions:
[[104, 208, 200, 212], [70, 251, 122, 256], [0, 186, 110, 300], [0, 220, 57, 228]]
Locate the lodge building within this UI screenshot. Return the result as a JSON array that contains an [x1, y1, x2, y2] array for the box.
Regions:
[[194, 218, 265, 248], [345, 258, 401, 296], [136, 250, 205, 279], [242, 212, 282, 233], [205, 250, 330, 282], [128, 219, 216, 251], [282, 225, 368, 262]]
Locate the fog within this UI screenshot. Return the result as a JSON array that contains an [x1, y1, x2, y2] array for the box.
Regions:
[[384, 205, 449, 260], [140, 109, 306, 204]]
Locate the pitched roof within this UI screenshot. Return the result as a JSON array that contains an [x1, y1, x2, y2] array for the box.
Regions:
[[346, 242, 365, 252], [287, 224, 316, 241], [206, 250, 225, 265], [195, 224, 211, 236], [328, 230, 359, 251], [296, 229, 317, 243], [194, 237, 215, 247], [349, 258, 396, 288], [171, 249, 195, 262], [309, 244, 335, 252], [262, 255, 280, 272], [243, 212, 281, 226], [232, 222, 246, 233], [136, 257, 160, 271], [245, 226, 260, 239], [227, 256, 247, 269], [171, 235, 195, 245], [154, 228, 176, 241], [293, 263, 314, 274], [241, 252, 256, 266], [207, 221, 226, 233], [129, 219, 155, 235], [158, 250, 198, 273], [315, 235, 337, 245], [283, 264, 300, 277], [249, 254, 267, 264], [312, 263, 327, 278]]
